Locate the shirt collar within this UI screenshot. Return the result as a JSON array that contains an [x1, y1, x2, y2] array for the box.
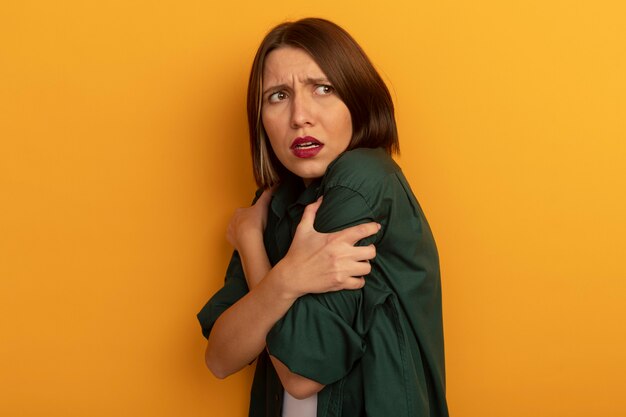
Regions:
[[270, 173, 322, 221]]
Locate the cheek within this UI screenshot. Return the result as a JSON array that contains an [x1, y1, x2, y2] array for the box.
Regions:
[[345, 114, 353, 134], [261, 116, 281, 155], [339, 108, 353, 139], [261, 111, 281, 138], [261, 112, 270, 134]]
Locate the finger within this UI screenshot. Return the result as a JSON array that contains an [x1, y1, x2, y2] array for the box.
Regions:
[[340, 276, 365, 290], [351, 244, 376, 262], [256, 188, 274, 207], [298, 196, 323, 231], [335, 222, 381, 245], [349, 260, 373, 277], [225, 224, 235, 247]]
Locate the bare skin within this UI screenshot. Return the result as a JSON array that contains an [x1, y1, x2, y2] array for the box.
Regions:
[[208, 46, 378, 401], [206, 189, 378, 398]]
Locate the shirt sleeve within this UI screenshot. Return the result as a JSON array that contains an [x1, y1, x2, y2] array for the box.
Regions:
[[197, 250, 249, 339], [197, 190, 264, 339], [266, 185, 380, 385]]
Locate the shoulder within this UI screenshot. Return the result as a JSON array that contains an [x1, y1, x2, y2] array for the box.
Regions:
[[321, 148, 400, 193]]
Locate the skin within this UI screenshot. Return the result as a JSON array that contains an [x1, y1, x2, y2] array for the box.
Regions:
[[261, 46, 353, 185], [205, 46, 378, 400]]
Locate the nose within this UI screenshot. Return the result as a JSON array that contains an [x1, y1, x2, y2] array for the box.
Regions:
[[290, 93, 314, 129]]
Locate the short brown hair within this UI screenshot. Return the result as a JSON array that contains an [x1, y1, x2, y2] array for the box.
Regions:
[[247, 17, 399, 188]]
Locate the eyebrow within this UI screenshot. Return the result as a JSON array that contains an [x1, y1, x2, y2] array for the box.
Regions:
[[262, 77, 331, 96]]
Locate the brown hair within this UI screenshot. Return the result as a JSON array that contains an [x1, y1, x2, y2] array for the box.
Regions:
[[247, 17, 399, 188]]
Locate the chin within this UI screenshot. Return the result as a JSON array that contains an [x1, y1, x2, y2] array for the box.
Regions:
[[293, 166, 327, 182]]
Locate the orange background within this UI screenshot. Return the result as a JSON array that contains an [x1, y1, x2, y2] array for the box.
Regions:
[[2, 1, 625, 416]]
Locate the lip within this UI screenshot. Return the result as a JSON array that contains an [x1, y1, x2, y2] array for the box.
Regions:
[[290, 136, 324, 159]]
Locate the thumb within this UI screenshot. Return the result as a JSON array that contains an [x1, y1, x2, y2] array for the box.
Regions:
[[255, 186, 275, 207], [299, 196, 323, 231]]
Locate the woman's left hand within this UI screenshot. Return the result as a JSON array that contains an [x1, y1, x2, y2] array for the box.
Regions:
[[226, 188, 274, 252]]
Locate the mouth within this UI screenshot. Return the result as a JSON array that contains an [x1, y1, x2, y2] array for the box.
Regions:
[[290, 136, 324, 158], [291, 136, 323, 149]]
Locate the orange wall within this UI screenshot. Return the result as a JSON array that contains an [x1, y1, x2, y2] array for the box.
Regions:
[[2, 1, 625, 416]]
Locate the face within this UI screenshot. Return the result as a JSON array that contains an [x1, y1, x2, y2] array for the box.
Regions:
[[261, 47, 353, 185]]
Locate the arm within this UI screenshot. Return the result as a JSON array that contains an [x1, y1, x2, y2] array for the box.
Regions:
[[206, 190, 285, 379], [265, 185, 381, 387], [271, 355, 325, 399], [226, 191, 324, 396], [205, 192, 378, 381], [225, 189, 273, 289]]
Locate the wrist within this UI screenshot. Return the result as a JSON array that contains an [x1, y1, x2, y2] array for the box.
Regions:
[[268, 259, 302, 302], [236, 227, 265, 253]]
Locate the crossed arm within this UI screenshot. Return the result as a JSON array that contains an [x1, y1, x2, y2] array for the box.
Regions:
[[205, 190, 378, 398]]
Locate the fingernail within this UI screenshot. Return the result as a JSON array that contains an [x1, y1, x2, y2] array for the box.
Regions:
[[377, 223, 381, 230]]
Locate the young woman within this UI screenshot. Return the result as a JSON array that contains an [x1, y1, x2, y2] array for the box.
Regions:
[[198, 18, 449, 417]]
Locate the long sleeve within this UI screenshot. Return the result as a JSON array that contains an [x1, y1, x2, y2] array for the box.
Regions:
[[266, 185, 382, 384], [197, 250, 249, 339], [197, 189, 266, 339]]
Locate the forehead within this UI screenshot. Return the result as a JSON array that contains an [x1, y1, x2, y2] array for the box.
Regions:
[[263, 47, 327, 83]]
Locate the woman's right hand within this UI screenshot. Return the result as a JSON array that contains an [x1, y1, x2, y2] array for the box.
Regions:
[[226, 188, 273, 253], [205, 196, 379, 379], [274, 197, 380, 299]]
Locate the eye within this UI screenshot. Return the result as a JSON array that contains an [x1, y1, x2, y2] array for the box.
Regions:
[[268, 91, 288, 103], [314, 85, 335, 95]]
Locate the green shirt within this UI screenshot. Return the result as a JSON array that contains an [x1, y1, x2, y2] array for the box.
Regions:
[[198, 148, 449, 417]]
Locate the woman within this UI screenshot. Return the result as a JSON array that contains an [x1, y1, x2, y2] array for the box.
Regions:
[[198, 18, 449, 417]]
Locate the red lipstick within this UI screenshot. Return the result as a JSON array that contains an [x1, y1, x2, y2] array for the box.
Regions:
[[290, 136, 324, 158]]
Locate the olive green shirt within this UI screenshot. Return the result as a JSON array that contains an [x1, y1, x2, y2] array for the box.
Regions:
[[198, 148, 448, 417]]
